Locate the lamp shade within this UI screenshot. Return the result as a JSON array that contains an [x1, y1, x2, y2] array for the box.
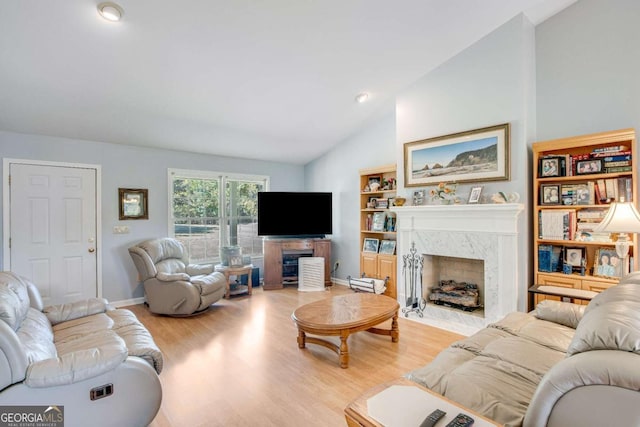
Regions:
[[594, 202, 640, 233]]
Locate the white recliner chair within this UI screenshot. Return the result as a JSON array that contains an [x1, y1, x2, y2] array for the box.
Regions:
[[128, 238, 226, 316]]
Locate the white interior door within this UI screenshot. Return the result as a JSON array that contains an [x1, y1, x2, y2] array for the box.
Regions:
[[8, 163, 98, 305]]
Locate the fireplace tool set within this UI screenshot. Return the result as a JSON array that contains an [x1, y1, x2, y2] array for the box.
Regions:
[[402, 242, 426, 317]]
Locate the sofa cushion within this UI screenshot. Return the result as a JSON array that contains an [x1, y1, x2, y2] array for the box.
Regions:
[[567, 300, 640, 356], [52, 313, 114, 344], [0, 281, 30, 331], [44, 298, 110, 325]]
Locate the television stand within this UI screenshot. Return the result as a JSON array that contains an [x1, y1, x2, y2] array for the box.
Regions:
[[263, 238, 331, 289]]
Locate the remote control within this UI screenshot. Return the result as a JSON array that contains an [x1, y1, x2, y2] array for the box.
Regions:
[[445, 413, 474, 427], [420, 409, 446, 427]]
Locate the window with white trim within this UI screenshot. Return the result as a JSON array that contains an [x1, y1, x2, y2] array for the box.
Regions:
[[169, 169, 268, 264]]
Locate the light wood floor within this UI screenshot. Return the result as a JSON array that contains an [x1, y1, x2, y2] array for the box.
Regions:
[[126, 285, 463, 427]]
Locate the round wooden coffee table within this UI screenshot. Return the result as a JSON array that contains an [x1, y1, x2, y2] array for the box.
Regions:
[[291, 293, 399, 368]]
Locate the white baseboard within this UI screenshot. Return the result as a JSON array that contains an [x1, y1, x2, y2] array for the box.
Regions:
[[331, 277, 349, 287], [110, 296, 146, 308]]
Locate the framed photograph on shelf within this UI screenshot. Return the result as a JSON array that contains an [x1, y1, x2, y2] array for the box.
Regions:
[[467, 186, 483, 204], [594, 248, 625, 278], [540, 184, 560, 205], [564, 247, 585, 270], [371, 212, 386, 231], [119, 188, 148, 220], [576, 159, 603, 175], [375, 198, 389, 209], [413, 190, 425, 206], [362, 238, 380, 253], [538, 157, 564, 178], [368, 175, 382, 191], [379, 240, 396, 255]]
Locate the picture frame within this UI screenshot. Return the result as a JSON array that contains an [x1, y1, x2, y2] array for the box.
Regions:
[[594, 248, 626, 278], [119, 188, 148, 220], [412, 190, 425, 206], [362, 238, 380, 253], [371, 212, 386, 231], [404, 123, 510, 186], [375, 198, 389, 209], [576, 158, 603, 175], [538, 157, 564, 178], [540, 184, 561, 205], [368, 175, 382, 191], [467, 186, 483, 204], [379, 240, 397, 255], [564, 247, 585, 268]]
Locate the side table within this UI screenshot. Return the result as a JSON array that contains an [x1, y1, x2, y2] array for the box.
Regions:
[[344, 377, 502, 427], [214, 264, 253, 298]]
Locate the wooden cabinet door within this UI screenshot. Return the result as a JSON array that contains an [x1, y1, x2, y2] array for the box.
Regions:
[[314, 240, 332, 285], [377, 254, 397, 299], [360, 253, 378, 278], [263, 240, 283, 289]]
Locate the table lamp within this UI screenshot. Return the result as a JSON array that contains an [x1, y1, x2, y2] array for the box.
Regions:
[[594, 200, 640, 273]]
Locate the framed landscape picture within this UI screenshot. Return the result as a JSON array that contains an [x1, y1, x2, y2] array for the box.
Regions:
[[404, 123, 510, 186]]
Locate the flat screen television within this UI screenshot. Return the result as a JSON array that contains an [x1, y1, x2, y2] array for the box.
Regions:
[[258, 192, 332, 237]]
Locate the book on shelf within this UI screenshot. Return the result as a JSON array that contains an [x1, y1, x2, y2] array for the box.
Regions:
[[539, 209, 576, 240], [592, 145, 629, 154]]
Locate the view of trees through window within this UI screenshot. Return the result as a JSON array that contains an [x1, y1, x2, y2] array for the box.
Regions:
[[170, 171, 267, 264]]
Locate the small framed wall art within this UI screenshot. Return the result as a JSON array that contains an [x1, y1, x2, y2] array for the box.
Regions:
[[119, 188, 148, 220]]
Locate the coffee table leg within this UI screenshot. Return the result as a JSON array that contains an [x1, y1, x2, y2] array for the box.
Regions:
[[297, 329, 306, 348], [391, 311, 399, 343], [339, 331, 349, 369]]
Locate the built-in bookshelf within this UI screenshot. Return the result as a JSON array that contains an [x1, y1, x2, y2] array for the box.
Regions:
[[532, 128, 638, 307], [359, 164, 397, 299]]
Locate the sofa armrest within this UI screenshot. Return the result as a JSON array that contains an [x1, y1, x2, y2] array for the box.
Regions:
[[534, 299, 586, 329], [186, 264, 214, 276], [156, 272, 190, 282], [523, 350, 640, 427], [0, 319, 29, 390], [24, 339, 128, 388], [44, 298, 110, 325]]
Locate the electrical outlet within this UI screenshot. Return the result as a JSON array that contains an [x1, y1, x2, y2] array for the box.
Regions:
[[113, 225, 130, 234]]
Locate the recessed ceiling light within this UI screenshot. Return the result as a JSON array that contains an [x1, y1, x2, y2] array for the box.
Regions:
[[98, 2, 124, 22], [355, 92, 370, 103]]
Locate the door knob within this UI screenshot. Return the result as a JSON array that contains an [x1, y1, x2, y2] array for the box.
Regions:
[[88, 248, 96, 253]]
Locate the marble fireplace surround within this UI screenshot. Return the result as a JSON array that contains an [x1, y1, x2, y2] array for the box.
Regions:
[[391, 204, 524, 335]]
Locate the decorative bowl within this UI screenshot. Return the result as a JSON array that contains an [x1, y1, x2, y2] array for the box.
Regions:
[[393, 197, 406, 206]]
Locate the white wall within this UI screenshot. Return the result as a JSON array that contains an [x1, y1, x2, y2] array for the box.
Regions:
[[304, 109, 396, 282], [0, 131, 304, 303], [395, 15, 536, 311], [536, 0, 640, 141]]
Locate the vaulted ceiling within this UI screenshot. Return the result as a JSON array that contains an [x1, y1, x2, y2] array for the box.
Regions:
[[0, 0, 575, 164]]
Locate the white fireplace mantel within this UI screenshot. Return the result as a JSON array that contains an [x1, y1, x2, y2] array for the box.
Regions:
[[391, 203, 525, 335], [391, 203, 524, 234]]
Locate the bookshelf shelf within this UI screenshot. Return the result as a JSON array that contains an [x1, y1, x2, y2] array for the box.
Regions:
[[532, 128, 638, 309]]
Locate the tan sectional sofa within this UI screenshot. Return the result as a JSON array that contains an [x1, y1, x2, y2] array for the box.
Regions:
[[406, 277, 640, 427], [0, 272, 163, 427]]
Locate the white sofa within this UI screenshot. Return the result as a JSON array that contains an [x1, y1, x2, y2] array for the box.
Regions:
[[406, 277, 640, 427], [0, 272, 163, 427]]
